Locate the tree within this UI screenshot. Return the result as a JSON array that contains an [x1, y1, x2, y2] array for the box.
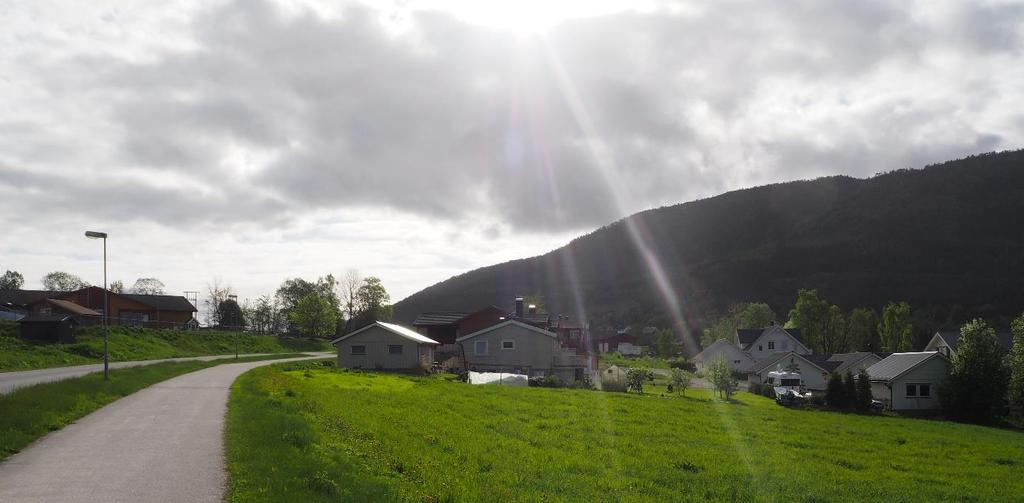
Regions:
[[109, 280, 124, 294], [821, 304, 848, 354], [352, 276, 392, 328], [1009, 313, 1024, 418], [205, 278, 234, 327], [787, 289, 830, 353], [249, 295, 284, 334], [41, 271, 89, 291], [0, 270, 24, 290], [131, 277, 165, 295], [843, 370, 857, 409], [708, 355, 738, 400], [847, 308, 879, 351], [855, 368, 873, 412], [701, 316, 735, 348], [625, 368, 654, 394], [939, 319, 1010, 423], [340, 269, 361, 321], [654, 329, 677, 357], [217, 298, 245, 329], [289, 293, 338, 338], [738, 302, 775, 328], [878, 301, 913, 352], [825, 372, 847, 408], [276, 275, 342, 329], [670, 368, 693, 396]]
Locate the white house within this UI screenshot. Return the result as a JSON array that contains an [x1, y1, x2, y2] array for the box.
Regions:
[[456, 319, 588, 383], [923, 330, 1015, 359], [332, 322, 439, 371], [694, 326, 809, 373], [747, 352, 838, 391], [865, 352, 950, 411]]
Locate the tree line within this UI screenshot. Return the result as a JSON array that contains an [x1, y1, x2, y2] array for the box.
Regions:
[[0, 269, 167, 295], [701, 289, 933, 354]]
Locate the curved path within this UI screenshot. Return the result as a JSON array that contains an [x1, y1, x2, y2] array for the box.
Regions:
[[0, 353, 287, 395], [0, 354, 330, 502]]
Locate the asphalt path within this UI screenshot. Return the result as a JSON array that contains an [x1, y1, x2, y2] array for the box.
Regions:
[[0, 353, 284, 395], [0, 354, 332, 502]]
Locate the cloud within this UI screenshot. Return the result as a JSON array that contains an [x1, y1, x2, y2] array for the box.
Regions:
[[4, 0, 1024, 234]]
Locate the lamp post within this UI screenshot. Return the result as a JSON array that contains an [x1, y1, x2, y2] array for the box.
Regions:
[[85, 230, 109, 380]]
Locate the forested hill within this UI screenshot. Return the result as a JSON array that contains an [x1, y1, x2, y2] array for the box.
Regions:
[[394, 150, 1024, 336]]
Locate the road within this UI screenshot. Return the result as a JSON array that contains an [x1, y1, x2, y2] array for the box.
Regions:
[[0, 353, 285, 395], [0, 354, 331, 502]]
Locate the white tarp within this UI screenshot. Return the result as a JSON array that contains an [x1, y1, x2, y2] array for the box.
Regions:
[[468, 371, 529, 387]]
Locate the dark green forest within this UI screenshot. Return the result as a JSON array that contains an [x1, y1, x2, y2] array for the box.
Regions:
[[394, 150, 1024, 348]]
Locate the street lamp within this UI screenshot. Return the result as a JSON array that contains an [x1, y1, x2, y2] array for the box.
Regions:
[[85, 230, 109, 380]]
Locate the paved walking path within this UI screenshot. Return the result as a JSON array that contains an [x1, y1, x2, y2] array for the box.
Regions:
[[0, 353, 287, 394], [0, 354, 331, 502]]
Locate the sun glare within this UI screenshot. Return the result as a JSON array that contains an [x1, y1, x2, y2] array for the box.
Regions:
[[412, 0, 641, 34]]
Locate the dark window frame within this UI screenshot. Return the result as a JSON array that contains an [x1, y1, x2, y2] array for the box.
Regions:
[[351, 345, 367, 355]]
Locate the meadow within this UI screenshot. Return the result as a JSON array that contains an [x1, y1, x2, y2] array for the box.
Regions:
[[0, 353, 307, 461], [0, 320, 332, 371], [226, 362, 1024, 502]]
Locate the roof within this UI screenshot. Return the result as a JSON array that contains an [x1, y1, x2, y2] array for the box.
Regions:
[[802, 354, 841, 373], [331, 321, 439, 345], [412, 311, 470, 326], [18, 314, 79, 324], [736, 326, 807, 351], [46, 299, 101, 316], [0, 289, 57, 308], [934, 330, 1014, 353], [121, 294, 196, 312], [826, 352, 882, 373], [456, 319, 557, 342], [865, 352, 948, 382], [752, 352, 837, 374]]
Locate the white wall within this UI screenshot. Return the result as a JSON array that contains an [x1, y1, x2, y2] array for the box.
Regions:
[[890, 356, 949, 411], [696, 341, 755, 373], [745, 326, 810, 360]]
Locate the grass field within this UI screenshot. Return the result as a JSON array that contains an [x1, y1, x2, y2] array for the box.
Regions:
[[0, 353, 308, 461], [597, 353, 673, 369], [0, 320, 332, 371], [226, 362, 1024, 502]]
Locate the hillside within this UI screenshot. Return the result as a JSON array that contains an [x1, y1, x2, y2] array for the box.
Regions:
[[394, 150, 1024, 339]]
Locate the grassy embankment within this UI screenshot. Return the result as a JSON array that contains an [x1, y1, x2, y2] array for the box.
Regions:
[[0, 353, 311, 461], [0, 320, 332, 372], [226, 362, 1024, 502], [597, 352, 673, 369]]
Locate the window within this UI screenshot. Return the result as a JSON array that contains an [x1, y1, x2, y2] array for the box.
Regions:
[[388, 345, 403, 355], [907, 383, 931, 398], [767, 341, 775, 350], [733, 360, 741, 364], [501, 340, 515, 350], [475, 340, 489, 355], [758, 345, 763, 351], [351, 345, 366, 355]]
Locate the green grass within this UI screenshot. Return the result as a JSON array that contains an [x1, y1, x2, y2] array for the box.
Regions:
[[226, 363, 1024, 502], [0, 320, 332, 372], [0, 353, 309, 461], [598, 352, 672, 369]]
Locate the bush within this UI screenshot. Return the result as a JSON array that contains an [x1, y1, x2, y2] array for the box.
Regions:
[[626, 368, 655, 394], [668, 357, 696, 372], [749, 382, 763, 395], [529, 375, 563, 388], [670, 368, 693, 396], [826, 372, 847, 408], [940, 319, 1010, 423]]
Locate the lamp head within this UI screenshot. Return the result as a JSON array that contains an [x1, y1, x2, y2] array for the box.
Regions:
[[85, 231, 108, 239]]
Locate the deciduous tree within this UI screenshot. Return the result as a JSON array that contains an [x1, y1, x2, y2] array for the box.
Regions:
[[0, 270, 24, 290], [626, 368, 654, 394], [108, 280, 124, 293], [289, 293, 338, 338], [787, 289, 830, 353], [41, 271, 89, 291], [939, 319, 1010, 423], [708, 355, 738, 400], [847, 308, 879, 352], [670, 368, 693, 396], [352, 276, 392, 328], [738, 302, 775, 329], [878, 301, 913, 352], [654, 329, 677, 357], [1008, 313, 1024, 418], [131, 277, 165, 295]]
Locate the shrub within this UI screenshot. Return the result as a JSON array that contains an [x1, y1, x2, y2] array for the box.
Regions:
[[670, 368, 693, 396], [626, 368, 655, 394], [708, 355, 738, 400], [825, 372, 847, 408], [529, 375, 563, 388], [940, 319, 1010, 423], [668, 357, 696, 372], [855, 368, 873, 412]]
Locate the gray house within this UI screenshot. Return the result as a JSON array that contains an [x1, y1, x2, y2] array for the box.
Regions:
[[456, 319, 587, 383], [332, 322, 439, 371], [866, 351, 950, 411]]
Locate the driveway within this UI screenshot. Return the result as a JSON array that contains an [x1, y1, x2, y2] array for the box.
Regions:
[[0, 353, 286, 395], [0, 354, 330, 502]]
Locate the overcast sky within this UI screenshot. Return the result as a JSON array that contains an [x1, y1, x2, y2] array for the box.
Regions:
[[2, 0, 1022, 305]]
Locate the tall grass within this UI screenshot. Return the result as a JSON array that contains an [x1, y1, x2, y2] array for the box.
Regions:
[[0, 320, 332, 371], [0, 353, 307, 461], [226, 363, 1024, 502]]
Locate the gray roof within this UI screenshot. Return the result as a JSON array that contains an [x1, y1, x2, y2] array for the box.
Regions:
[[0, 289, 58, 308], [802, 354, 841, 373], [935, 330, 1014, 353], [826, 352, 882, 373], [736, 327, 805, 350], [18, 314, 79, 324], [412, 312, 470, 326], [865, 352, 946, 382], [121, 293, 196, 312]]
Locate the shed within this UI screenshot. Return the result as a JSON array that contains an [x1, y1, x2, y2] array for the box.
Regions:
[[18, 314, 79, 343], [866, 352, 950, 411], [332, 322, 439, 371]]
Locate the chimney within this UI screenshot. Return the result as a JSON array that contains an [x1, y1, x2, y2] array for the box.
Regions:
[[515, 297, 524, 317], [528, 304, 537, 314]]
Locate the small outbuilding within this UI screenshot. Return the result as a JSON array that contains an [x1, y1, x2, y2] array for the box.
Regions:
[[865, 351, 950, 411], [332, 321, 439, 371], [18, 314, 79, 343]]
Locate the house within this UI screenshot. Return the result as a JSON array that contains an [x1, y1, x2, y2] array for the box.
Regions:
[[593, 331, 642, 355], [23, 287, 197, 328], [456, 319, 588, 383], [332, 321, 439, 371], [866, 351, 950, 411], [412, 307, 506, 346], [747, 352, 839, 391], [826, 352, 888, 375], [923, 330, 1015, 359], [18, 314, 79, 343], [694, 325, 808, 372]]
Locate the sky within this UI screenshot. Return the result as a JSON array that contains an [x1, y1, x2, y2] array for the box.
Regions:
[[2, 0, 1022, 307]]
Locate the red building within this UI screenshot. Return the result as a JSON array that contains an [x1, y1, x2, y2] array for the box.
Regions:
[[25, 287, 197, 328]]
